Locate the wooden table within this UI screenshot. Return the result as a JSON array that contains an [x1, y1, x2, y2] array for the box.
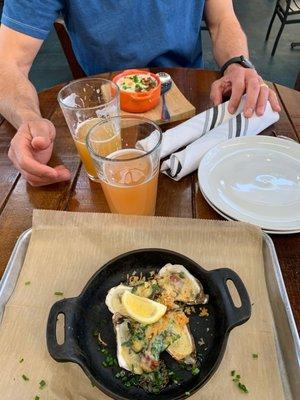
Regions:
[[0, 68, 299, 330]]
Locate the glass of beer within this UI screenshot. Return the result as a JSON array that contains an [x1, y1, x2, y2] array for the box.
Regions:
[[86, 116, 162, 216], [57, 78, 120, 180]]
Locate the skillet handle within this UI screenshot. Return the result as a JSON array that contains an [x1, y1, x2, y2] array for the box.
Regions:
[[47, 298, 81, 364], [210, 268, 251, 330]]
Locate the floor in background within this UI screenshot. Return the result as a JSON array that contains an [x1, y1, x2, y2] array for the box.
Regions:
[[1, 0, 300, 91], [202, 0, 300, 89]]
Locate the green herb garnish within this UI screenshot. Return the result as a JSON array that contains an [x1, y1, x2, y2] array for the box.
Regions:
[[22, 374, 29, 381], [25, 281, 31, 285], [39, 379, 46, 389], [150, 333, 169, 359], [101, 349, 117, 368], [231, 371, 249, 394], [139, 362, 169, 393], [34, 396, 40, 400], [238, 382, 249, 393], [132, 75, 139, 83], [115, 370, 126, 379], [54, 291, 64, 296], [19, 358, 24, 363], [150, 283, 161, 298], [252, 353, 258, 359], [191, 366, 200, 375]]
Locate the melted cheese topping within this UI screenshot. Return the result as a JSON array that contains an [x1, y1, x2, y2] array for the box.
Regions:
[[117, 73, 157, 93]]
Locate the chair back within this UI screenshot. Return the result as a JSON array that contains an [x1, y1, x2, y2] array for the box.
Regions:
[[280, 0, 300, 15], [54, 18, 86, 79]]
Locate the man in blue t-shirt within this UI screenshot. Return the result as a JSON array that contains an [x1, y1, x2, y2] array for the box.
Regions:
[[0, 0, 280, 186]]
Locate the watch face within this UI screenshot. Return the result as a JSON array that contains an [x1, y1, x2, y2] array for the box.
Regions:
[[241, 56, 254, 69]]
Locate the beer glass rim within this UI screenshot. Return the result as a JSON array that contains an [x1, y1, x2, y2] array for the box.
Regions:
[[57, 77, 119, 111], [86, 115, 162, 163]]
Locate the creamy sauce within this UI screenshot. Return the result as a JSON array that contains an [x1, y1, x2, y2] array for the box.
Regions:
[[117, 73, 157, 93]]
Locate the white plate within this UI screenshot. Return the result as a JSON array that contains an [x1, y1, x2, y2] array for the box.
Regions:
[[198, 136, 300, 231], [201, 189, 300, 235]]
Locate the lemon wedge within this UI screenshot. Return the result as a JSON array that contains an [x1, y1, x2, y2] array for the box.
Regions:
[[121, 291, 167, 324]]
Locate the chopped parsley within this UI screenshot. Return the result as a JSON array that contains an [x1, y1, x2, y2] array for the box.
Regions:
[[19, 358, 24, 363], [168, 369, 181, 384], [25, 281, 31, 286], [54, 291, 64, 296], [115, 370, 126, 379], [34, 396, 40, 400], [116, 370, 139, 388], [22, 374, 29, 381], [150, 283, 161, 299], [132, 75, 139, 83], [100, 347, 117, 368], [191, 366, 200, 375], [39, 379, 46, 389], [231, 371, 249, 394], [150, 333, 169, 359], [238, 382, 249, 393], [252, 353, 258, 359]]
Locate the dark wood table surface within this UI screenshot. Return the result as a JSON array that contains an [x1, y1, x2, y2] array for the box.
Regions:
[[0, 68, 299, 330]]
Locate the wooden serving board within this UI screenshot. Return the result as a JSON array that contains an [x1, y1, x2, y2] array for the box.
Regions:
[[121, 81, 196, 125]]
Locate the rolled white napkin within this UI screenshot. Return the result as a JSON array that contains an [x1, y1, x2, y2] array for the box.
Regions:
[[137, 97, 245, 159], [161, 101, 279, 181]]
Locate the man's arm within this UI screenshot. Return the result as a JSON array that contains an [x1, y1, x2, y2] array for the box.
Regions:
[[0, 25, 70, 186], [204, 0, 281, 117]]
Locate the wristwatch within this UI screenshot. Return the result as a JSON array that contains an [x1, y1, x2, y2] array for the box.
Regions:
[[220, 55, 255, 75]]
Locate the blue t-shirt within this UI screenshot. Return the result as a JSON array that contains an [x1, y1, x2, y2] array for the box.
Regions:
[[1, 0, 205, 75]]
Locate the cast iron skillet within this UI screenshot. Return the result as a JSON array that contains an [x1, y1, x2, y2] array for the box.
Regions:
[[47, 249, 251, 400]]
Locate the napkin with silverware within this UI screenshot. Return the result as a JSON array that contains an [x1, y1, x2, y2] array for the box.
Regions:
[[160, 101, 279, 180], [137, 96, 246, 158]]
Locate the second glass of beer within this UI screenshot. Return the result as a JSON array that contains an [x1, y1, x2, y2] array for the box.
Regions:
[[58, 78, 120, 180]]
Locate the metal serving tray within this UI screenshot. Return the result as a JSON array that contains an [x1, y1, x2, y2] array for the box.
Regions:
[[0, 229, 299, 398]]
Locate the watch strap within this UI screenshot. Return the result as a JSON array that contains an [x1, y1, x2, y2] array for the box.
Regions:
[[220, 56, 253, 75]]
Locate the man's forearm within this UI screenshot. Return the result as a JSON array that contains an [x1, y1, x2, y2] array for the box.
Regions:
[[209, 15, 249, 68], [0, 62, 41, 129]]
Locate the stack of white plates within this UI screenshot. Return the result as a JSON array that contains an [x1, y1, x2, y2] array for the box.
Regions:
[[198, 136, 300, 234]]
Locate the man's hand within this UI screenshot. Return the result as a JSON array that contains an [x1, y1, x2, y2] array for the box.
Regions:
[[8, 118, 71, 186], [210, 64, 281, 117]]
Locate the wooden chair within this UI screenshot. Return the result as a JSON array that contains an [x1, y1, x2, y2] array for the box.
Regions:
[[265, 0, 300, 56], [54, 18, 86, 79]]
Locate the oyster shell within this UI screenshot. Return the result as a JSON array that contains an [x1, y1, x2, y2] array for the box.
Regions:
[[167, 324, 196, 364], [157, 264, 209, 305], [113, 314, 143, 375], [144, 310, 196, 365], [105, 284, 132, 315]]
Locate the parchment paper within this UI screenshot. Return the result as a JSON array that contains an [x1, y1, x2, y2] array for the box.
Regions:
[[0, 210, 285, 399]]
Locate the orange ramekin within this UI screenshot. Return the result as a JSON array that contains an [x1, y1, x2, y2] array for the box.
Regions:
[[113, 69, 161, 113]]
